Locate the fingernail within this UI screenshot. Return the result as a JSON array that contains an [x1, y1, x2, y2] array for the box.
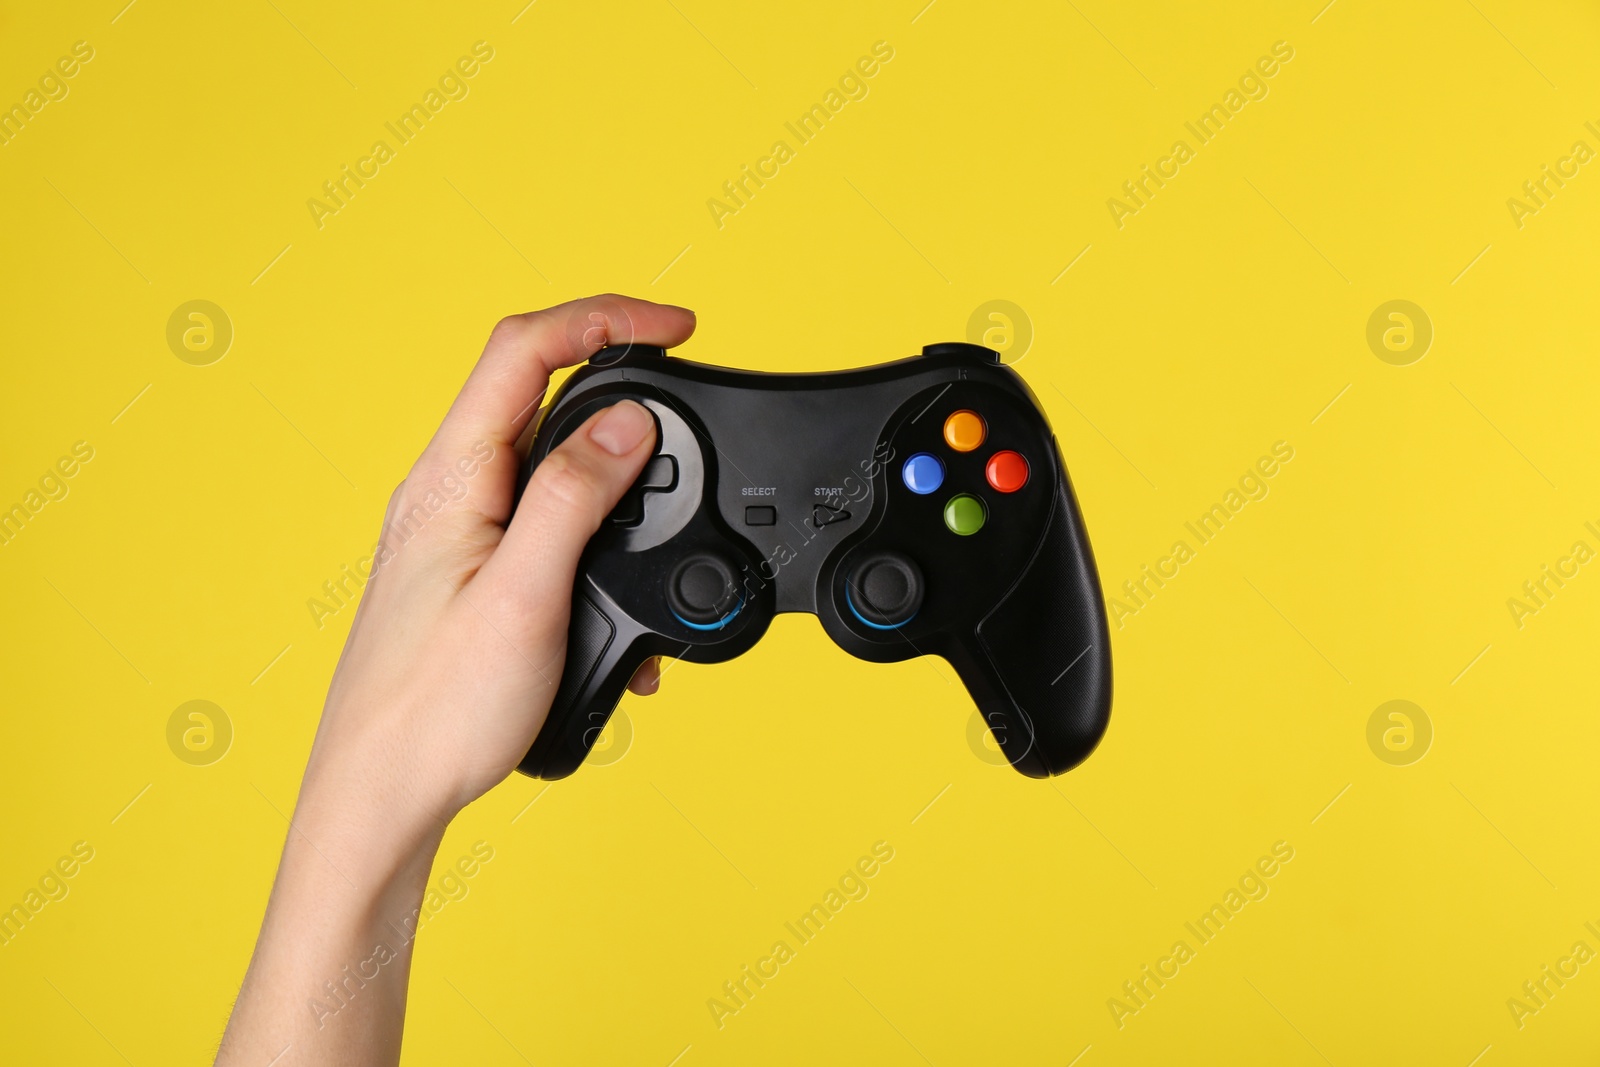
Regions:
[[590, 400, 653, 455]]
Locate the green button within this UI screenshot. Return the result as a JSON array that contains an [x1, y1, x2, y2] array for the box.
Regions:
[[943, 493, 986, 535]]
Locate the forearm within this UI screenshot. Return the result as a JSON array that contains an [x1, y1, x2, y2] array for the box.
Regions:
[[217, 765, 451, 1067]]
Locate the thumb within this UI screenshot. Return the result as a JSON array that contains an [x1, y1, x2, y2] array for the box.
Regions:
[[486, 400, 656, 599]]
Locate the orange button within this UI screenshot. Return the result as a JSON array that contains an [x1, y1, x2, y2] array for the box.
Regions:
[[985, 450, 1029, 492], [943, 410, 986, 452]]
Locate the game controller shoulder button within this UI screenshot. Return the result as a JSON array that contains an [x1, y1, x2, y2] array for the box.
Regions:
[[589, 343, 666, 367], [921, 342, 1000, 363]]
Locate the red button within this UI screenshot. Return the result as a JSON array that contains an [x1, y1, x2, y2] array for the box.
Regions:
[[985, 451, 1028, 493]]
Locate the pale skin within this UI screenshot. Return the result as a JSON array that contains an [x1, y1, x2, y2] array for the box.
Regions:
[[215, 295, 693, 1066]]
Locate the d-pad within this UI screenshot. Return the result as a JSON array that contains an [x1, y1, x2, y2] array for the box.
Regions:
[[611, 454, 679, 527]]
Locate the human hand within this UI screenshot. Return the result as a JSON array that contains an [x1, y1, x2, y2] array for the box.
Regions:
[[307, 294, 696, 823], [217, 295, 695, 1067]]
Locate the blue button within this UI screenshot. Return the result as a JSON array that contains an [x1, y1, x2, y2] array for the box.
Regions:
[[902, 453, 944, 495]]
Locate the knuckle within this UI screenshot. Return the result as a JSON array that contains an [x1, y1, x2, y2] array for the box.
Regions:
[[488, 314, 534, 348], [370, 481, 410, 571], [387, 495, 436, 541], [529, 450, 596, 513], [385, 468, 475, 542], [382, 479, 407, 520]]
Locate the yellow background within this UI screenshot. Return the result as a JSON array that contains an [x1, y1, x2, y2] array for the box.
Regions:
[[2, 0, 1598, 1062]]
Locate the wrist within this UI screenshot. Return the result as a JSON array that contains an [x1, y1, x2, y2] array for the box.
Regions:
[[300, 697, 473, 845], [293, 762, 453, 887]]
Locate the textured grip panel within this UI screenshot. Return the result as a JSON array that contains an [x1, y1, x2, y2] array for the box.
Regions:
[[973, 470, 1112, 776], [518, 591, 615, 779]]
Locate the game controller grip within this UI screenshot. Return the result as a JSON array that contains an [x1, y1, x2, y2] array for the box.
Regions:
[[949, 464, 1112, 777], [518, 584, 645, 780]]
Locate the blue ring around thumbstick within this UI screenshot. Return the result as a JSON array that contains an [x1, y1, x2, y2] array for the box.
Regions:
[[901, 453, 944, 495], [845, 586, 915, 631], [671, 598, 745, 631]]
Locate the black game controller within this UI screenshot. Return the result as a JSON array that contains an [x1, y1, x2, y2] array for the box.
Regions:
[[513, 342, 1111, 779]]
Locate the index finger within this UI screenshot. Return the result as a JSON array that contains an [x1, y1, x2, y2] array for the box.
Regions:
[[418, 294, 697, 522]]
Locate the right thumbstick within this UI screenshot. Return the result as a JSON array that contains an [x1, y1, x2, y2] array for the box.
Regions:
[[845, 552, 925, 629]]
